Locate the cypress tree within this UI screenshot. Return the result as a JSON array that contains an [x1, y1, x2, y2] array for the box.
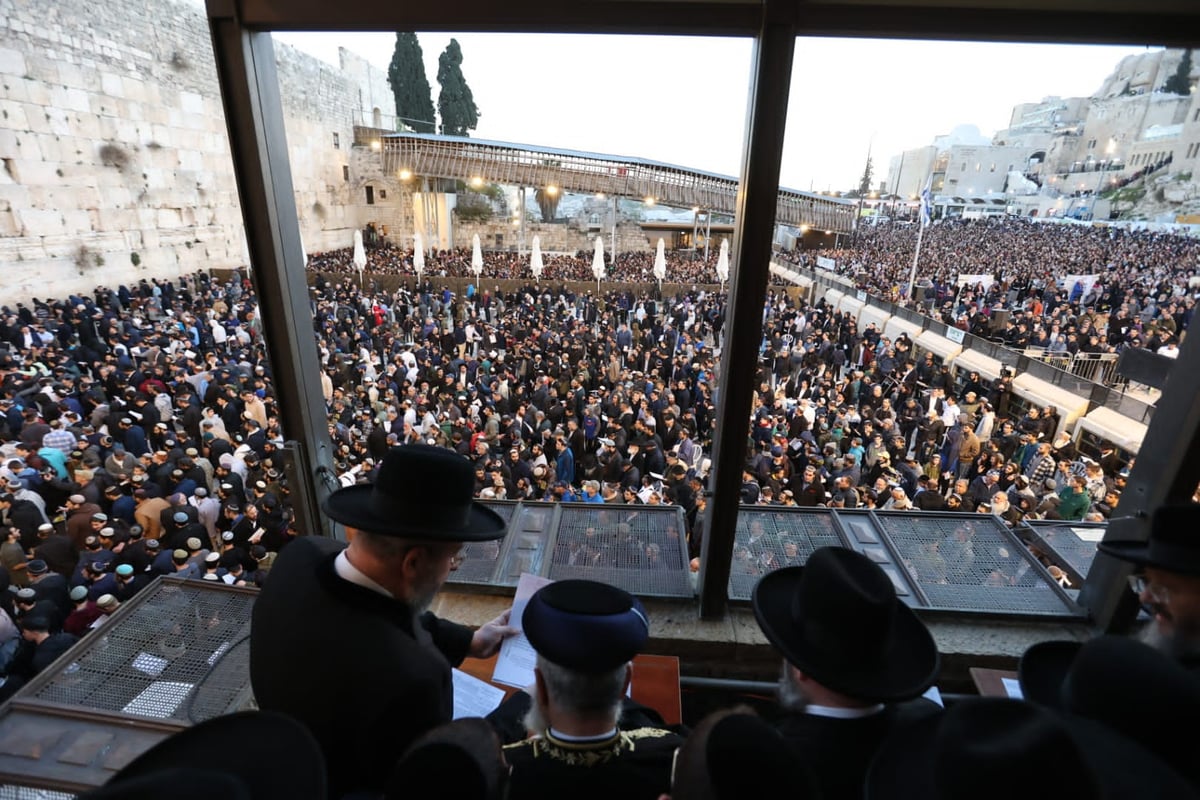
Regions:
[[1163, 49, 1193, 96], [387, 33, 436, 133], [437, 39, 480, 137]]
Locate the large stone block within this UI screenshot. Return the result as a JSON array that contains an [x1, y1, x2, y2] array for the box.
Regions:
[[0, 48, 27, 78], [100, 72, 124, 100], [17, 208, 66, 236]]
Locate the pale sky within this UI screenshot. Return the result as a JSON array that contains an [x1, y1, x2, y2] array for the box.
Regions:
[[274, 31, 1154, 193]]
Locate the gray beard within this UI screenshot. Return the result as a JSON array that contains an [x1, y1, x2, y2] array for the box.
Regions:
[[1138, 620, 1200, 663]]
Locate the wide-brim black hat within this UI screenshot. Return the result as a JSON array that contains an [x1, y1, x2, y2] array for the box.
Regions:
[[1097, 504, 1200, 576], [752, 546, 939, 702], [79, 711, 326, 800], [1018, 635, 1200, 786], [1017, 639, 1082, 709], [323, 444, 507, 541], [866, 697, 1197, 800]]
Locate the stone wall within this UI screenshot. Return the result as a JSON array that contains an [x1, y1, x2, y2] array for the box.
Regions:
[[0, 0, 376, 303]]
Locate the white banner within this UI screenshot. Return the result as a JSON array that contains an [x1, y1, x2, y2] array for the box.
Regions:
[[816, 256, 836, 271], [956, 273, 995, 290]]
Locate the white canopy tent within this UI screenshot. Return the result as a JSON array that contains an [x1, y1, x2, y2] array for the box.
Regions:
[[471, 233, 483, 281], [412, 232, 425, 279], [1012, 373, 1090, 440], [530, 235, 544, 282], [914, 329, 963, 363]]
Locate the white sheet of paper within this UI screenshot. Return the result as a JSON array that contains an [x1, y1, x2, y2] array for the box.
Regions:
[[122, 681, 194, 718], [1001, 677, 1024, 699], [492, 573, 553, 688], [452, 668, 507, 719], [922, 685, 944, 707]]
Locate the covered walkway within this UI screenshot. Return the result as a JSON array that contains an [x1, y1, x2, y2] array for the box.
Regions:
[[380, 132, 856, 232]]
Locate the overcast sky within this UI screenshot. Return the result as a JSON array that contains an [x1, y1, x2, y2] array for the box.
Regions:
[[273, 31, 1153, 192]]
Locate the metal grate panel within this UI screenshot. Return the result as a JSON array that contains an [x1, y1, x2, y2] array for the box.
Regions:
[[490, 503, 558, 587], [0, 787, 74, 799], [1022, 521, 1107, 586], [443, 501, 518, 584], [547, 505, 692, 597], [875, 513, 1079, 617], [24, 579, 256, 722], [727, 509, 843, 601]]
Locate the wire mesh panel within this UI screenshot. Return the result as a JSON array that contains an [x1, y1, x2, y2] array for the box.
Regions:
[[1023, 521, 1107, 586], [874, 513, 1080, 617], [828, 509, 924, 606], [490, 503, 559, 587], [727, 508, 844, 601], [0, 785, 74, 799], [547, 504, 692, 598], [446, 500, 518, 584], [23, 579, 256, 722]]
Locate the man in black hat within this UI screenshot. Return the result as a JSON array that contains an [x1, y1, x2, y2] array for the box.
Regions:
[[1099, 504, 1200, 670], [250, 444, 515, 798], [498, 579, 682, 800], [751, 546, 942, 800]]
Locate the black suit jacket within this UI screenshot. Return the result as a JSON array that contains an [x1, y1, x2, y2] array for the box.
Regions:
[[250, 537, 475, 798], [774, 699, 941, 800]]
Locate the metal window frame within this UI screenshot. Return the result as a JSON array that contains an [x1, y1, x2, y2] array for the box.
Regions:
[[206, 0, 1200, 620]]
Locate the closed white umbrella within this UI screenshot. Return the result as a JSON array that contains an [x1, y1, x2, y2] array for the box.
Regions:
[[299, 228, 308, 268], [413, 232, 425, 281], [716, 238, 730, 285], [653, 237, 667, 288], [591, 235, 605, 291], [530, 235, 543, 282], [353, 228, 367, 287], [471, 233, 483, 281]]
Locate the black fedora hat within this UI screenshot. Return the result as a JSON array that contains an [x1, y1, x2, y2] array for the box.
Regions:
[[866, 697, 1197, 800], [79, 710, 326, 800], [1019, 635, 1200, 787], [1017, 639, 1082, 709], [751, 546, 939, 702], [322, 444, 506, 541], [1097, 504, 1200, 576]]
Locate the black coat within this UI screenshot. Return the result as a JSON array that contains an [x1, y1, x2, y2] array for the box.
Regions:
[[250, 537, 475, 798], [774, 699, 942, 800]]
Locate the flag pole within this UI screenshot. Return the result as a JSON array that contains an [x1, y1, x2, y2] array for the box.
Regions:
[[905, 222, 924, 301], [906, 172, 934, 302]]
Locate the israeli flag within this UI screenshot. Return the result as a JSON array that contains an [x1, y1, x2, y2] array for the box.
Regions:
[[919, 175, 934, 228]]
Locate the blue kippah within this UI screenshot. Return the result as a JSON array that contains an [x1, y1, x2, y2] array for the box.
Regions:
[[523, 579, 649, 672]]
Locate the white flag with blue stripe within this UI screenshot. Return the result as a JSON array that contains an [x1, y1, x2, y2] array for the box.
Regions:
[[919, 174, 933, 228]]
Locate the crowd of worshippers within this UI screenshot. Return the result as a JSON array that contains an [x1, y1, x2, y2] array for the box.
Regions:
[[0, 272, 294, 700], [306, 240, 744, 285], [79, 443, 1200, 800], [778, 215, 1197, 356]]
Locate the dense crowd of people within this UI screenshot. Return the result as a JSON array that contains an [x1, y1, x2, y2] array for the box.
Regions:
[[780, 216, 1198, 356], [3, 212, 1198, 700], [307, 241, 731, 284]]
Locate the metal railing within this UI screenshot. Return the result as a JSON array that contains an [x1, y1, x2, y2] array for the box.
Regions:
[[1022, 349, 1121, 385]]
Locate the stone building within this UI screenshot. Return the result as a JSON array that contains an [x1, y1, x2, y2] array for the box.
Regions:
[[0, 0, 393, 301]]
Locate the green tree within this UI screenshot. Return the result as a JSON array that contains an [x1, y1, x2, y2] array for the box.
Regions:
[[437, 39, 480, 137], [387, 33, 436, 133], [858, 156, 874, 196], [1164, 49, 1193, 96]]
